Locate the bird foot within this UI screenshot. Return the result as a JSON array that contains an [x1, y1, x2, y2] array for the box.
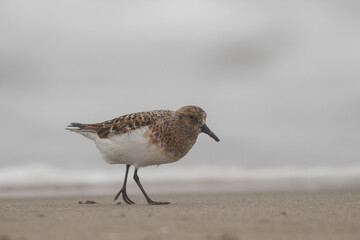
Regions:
[[114, 188, 135, 204], [148, 200, 170, 205]]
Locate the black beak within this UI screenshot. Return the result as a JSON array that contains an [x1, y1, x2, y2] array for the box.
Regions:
[[200, 124, 220, 142]]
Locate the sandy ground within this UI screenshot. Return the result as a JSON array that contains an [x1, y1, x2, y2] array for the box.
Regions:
[[1, 189, 360, 240]]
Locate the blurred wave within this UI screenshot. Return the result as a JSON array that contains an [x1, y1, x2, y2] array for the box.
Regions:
[[1, 163, 360, 198]]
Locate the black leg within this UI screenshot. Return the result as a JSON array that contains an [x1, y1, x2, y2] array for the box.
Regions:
[[133, 168, 169, 205], [114, 164, 135, 204]]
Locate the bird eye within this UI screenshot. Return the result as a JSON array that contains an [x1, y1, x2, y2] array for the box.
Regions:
[[188, 114, 195, 120]]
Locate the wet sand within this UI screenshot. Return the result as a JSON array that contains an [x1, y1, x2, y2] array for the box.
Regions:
[[1, 189, 360, 240]]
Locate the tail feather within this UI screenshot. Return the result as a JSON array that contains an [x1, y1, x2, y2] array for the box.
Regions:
[[66, 122, 99, 134], [67, 122, 86, 130], [66, 122, 95, 133], [66, 122, 99, 140]]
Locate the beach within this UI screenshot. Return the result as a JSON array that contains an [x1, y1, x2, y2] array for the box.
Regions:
[[1, 189, 360, 240]]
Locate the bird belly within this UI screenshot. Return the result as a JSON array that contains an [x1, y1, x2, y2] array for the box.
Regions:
[[94, 127, 175, 168]]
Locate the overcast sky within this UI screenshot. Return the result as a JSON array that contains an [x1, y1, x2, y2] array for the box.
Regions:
[[0, 0, 359, 170]]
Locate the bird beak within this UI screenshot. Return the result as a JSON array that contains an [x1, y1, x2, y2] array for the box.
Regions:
[[200, 124, 220, 142]]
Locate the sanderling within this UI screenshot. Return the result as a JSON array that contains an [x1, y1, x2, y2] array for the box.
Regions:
[[66, 105, 219, 205]]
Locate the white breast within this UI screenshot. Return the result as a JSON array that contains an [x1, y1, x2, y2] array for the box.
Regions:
[[91, 127, 176, 168]]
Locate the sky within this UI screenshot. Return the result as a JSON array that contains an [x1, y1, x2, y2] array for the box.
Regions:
[[0, 0, 359, 173]]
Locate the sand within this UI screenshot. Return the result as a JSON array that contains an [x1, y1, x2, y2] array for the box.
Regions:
[[1, 189, 360, 240]]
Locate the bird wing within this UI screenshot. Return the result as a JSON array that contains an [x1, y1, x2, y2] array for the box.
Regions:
[[67, 110, 172, 139]]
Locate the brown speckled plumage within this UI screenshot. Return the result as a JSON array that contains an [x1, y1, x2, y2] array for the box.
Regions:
[[81, 110, 171, 139]]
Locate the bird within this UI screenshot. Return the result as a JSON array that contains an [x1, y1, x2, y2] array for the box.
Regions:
[[66, 105, 219, 205]]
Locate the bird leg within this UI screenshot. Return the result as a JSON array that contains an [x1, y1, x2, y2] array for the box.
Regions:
[[133, 168, 170, 205], [114, 164, 135, 204]]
